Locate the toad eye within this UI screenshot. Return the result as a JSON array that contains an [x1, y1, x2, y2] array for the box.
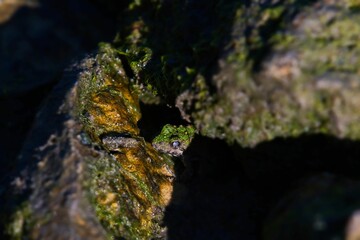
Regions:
[[171, 141, 181, 149]]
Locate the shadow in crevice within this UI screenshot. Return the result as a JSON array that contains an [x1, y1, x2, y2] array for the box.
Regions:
[[164, 134, 360, 240], [164, 136, 259, 240], [238, 134, 360, 190], [138, 102, 188, 142], [114, 0, 245, 100]]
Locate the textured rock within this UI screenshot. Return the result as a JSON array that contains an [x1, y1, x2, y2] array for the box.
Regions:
[[2, 63, 107, 239], [3, 47, 175, 239], [75, 46, 174, 239], [111, 0, 360, 146], [186, 0, 360, 146]]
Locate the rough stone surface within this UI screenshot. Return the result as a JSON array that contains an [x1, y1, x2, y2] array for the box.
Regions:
[[2, 65, 107, 239], [185, 0, 360, 146]]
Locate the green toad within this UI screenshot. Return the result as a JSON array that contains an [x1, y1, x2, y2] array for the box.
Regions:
[[152, 124, 196, 157]]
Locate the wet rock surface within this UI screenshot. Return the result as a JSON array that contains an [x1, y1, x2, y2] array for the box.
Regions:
[[75, 47, 175, 239], [2, 0, 360, 239], [1, 64, 107, 239]]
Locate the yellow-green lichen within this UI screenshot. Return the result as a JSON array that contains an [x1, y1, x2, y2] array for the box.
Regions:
[[76, 42, 174, 239], [85, 142, 174, 239], [346, 0, 360, 10], [76, 43, 141, 143], [5, 202, 32, 240]]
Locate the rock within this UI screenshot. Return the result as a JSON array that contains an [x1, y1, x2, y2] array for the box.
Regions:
[[2, 62, 107, 239], [2, 48, 175, 239], [111, 0, 360, 146], [188, 0, 360, 146], [75, 46, 175, 239]]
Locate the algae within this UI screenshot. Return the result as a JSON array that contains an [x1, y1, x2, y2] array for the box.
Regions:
[[5, 202, 32, 240], [76, 43, 174, 239]]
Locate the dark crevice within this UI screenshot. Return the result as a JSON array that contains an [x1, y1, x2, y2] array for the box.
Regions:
[[163, 134, 360, 239], [138, 102, 188, 142], [118, 54, 136, 81]]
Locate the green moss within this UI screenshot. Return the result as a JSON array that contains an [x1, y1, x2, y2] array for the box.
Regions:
[[189, 1, 360, 146], [295, 9, 360, 75], [83, 141, 173, 239], [5, 202, 32, 240], [76, 40, 174, 238], [76, 43, 142, 144], [347, 122, 360, 139], [346, 0, 360, 10], [85, 155, 152, 239]]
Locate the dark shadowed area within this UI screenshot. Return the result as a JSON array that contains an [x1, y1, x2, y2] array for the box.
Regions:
[[0, 0, 126, 181], [160, 134, 360, 240]]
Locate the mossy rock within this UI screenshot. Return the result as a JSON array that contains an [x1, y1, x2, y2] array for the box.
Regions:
[[112, 0, 360, 146]]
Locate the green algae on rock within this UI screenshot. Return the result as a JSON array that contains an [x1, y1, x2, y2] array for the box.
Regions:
[[5, 202, 32, 240], [85, 142, 174, 239], [75, 43, 175, 239], [177, 0, 360, 146], [76, 43, 142, 142], [112, 0, 360, 147]]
